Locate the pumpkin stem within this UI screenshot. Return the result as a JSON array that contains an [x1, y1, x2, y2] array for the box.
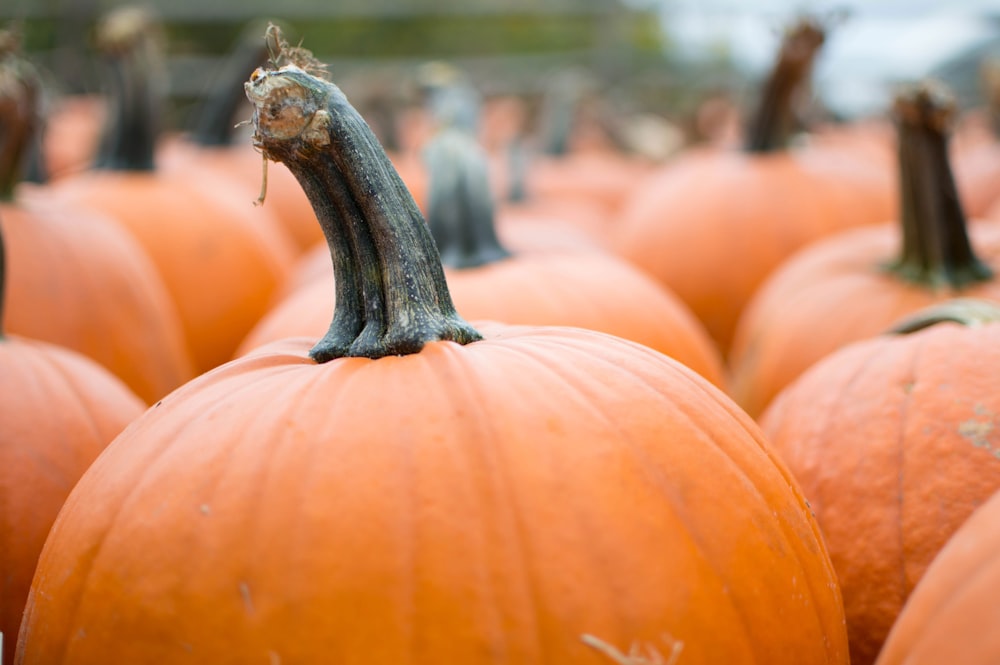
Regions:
[[246, 27, 481, 361], [744, 18, 825, 153], [190, 21, 271, 147], [887, 298, 1000, 335], [424, 127, 511, 269], [884, 80, 993, 288], [92, 7, 166, 171], [537, 71, 584, 157], [0, 27, 41, 201], [0, 205, 6, 338], [981, 56, 1000, 138]]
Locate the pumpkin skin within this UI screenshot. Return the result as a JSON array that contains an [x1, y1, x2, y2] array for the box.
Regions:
[[1, 190, 197, 403], [759, 308, 1000, 665], [1, 334, 145, 656], [18, 327, 846, 664], [875, 486, 1000, 665]]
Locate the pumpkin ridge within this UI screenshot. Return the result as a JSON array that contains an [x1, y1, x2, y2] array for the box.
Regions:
[[515, 337, 799, 659], [672, 363, 845, 654]]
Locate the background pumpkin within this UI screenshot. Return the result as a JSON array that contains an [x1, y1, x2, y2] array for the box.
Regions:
[[48, 7, 295, 374], [729, 80, 1000, 418], [0, 23, 195, 403], [16, 46, 848, 664], [0, 213, 146, 657], [612, 18, 896, 354], [759, 298, 1000, 665]]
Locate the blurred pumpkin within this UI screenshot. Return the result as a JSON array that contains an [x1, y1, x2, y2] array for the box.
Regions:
[[48, 7, 295, 374], [0, 24, 195, 402], [729, 80, 1000, 418], [614, 18, 895, 354], [0, 216, 146, 657]]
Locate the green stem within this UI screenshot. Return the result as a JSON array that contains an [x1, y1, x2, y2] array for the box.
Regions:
[[888, 298, 1000, 334], [424, 127, 511, 269], [884, 81, 993, 288], [744, 18, 825, 153], [246, 44, 481, 361], [0, 28, 40, 201], [92, 7, 165, 171], [191, 22, 270, 146], [982, 56, 1000, 138]]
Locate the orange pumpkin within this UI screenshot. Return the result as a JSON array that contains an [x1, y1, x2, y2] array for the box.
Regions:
[[875, 482, 1000, 665], [0, 25, 195, 403], [760, 298, 1000, 665], [48, 8, 295, 374], [729, 81, 1000, 418], [613, 19, 896, 354], [0, 222, 146, 655], [17, 46, 847, 664]]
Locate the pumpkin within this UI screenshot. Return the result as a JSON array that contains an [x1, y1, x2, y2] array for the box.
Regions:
[[0, 217, 146, 657], [875, 482, 1000, 665], [16, 36, 847, 664], [759, 298, 1000, 665], [729, 80, 1000, 418], [613, 18, 896, 353], [47, 7, 295, 374], [158, 20, 323, 255], [0, 25, 195, 403]]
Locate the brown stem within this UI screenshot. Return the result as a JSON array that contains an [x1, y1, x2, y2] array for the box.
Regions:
[[0, 209, 6, 338], [744, 18, 825, 153], [884, 81, 993, 288], [981, 56, 1000, 137], [424, 127, 511, 269], [92, 7, 166, 171], [0, 28, 40, 200], [246, 30, 481, 361], [888, 298, 1000, 335]]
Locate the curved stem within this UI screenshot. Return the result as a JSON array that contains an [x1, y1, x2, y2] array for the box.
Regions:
[[191, 22, 270, 146], [744, 18, 825, 153], [884, 81, 993, 288], [424, 127, 511, 269], [0, 29, 40, 200], [246, 45, 481, 361], [92, 7, 165, 171], [888, 298, 1000, 335]]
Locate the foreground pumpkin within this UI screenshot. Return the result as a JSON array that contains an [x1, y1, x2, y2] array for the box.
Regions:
[[613, 18, 895, 353], [875, 483, 1000, 665], [0, 218, 146, 655], [16, 35, 847, 664], [759, 299, 1000, 665], [729, 80, 1000, 418]]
